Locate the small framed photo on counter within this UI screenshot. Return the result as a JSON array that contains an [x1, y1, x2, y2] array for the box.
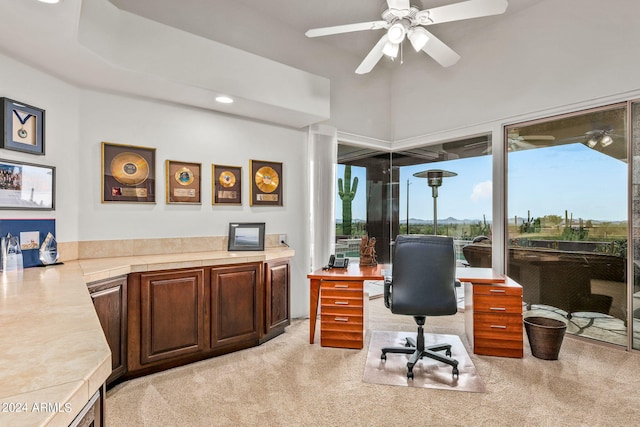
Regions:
[[228, 222, 265, 251]]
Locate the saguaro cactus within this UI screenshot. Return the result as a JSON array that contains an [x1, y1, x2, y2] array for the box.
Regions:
[[338, 165, 358, 236]]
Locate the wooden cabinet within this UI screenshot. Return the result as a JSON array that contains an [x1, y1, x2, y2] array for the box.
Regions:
[[320, 280, 364, 349], [88, 276, 127, 385], [465, 278, 523, 358], [124, 259, 290, 379], [263, 259, 290, 341], [127, 268, 208, 372], [210, 263, 262, 349]]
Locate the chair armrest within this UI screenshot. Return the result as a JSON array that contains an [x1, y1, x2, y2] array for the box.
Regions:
[[384, 278, 392, 309]]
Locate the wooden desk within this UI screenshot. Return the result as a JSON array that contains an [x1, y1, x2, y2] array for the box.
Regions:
[[308, 266, 523, 357]]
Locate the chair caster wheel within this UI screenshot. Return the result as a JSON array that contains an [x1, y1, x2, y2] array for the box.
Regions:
[[407, 371, 414, 380], [452, 368, 459, 378], [446, 349, 452, 357], [381, 353, 386, 361]]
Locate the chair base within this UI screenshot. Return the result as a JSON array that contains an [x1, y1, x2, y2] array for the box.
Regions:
[[380, 324, 459, 379]]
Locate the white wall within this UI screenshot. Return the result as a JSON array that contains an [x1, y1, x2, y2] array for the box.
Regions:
[[0, 53, 310, 318], [391, 0, 640, 142], [0, 52, 81, 242]]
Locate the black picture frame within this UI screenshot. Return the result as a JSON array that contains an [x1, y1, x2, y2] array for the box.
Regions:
[[0, 98, 45, 155], [227, 222, 265, 251], [0, 158, 55, 210]]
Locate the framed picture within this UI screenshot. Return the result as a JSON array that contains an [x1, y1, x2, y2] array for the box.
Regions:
[[102, 142, 156, 203], [166, 160, 201, 204], [0, 158, 55, 210], [0, 98, 45, 155], [250, 159, 282, 206], [212, 164, 241, 205], [227, 222, 265, 251]]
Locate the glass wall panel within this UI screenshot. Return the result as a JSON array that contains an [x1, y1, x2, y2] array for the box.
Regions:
[[504, 105, 628, 346], [336, 136, 492, 266], [632, 101, 640, 350]]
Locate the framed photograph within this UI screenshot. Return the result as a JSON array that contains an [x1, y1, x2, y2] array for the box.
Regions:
[[0, 158, 55, 210], [1, 98, 45, 155], [102, 142, 156, 203], [212, 164, 241, 205], [250, 159, 282, 206], [166, 160, 201, 204], [227, 222, 265, 251]]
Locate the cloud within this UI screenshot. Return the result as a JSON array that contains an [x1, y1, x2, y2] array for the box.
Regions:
[[470, 180, 492, 202]]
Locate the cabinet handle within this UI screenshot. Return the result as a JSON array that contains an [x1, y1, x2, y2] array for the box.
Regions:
[[490, 325, 507, 329], [334, 284, 349, 288], [490, 307, 506, 311], [334, 317, 349, 322], [335, 301, 349, 305], [489, 289, 506, 293]]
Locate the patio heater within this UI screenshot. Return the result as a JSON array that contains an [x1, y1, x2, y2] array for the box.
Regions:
[[413, 169, 457, 235]]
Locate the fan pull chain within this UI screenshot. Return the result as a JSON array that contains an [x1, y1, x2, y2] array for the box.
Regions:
[[400, 41, 404, 64]]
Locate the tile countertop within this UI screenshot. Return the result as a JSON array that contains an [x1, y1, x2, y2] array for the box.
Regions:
[[0, 248, 294, 427]]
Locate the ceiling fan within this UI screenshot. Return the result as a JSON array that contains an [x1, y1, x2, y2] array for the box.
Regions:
[[305, 0, 509, 74], [507, 129, 555, 151]]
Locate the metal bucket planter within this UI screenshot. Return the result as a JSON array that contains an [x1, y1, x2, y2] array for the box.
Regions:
[[524, 316, 567, 360]]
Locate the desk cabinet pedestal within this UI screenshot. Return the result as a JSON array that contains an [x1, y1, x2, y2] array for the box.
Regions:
[[464, 279, 523, 358]]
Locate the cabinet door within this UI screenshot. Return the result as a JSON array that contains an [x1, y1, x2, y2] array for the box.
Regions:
[[139, 269, 207, 365], [89, 277, 127, 385], [210, 263, 262, 348], [264, 260, 290, 338]]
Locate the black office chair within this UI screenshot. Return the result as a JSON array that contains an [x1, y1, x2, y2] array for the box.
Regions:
[[381, 234, 459, 379]]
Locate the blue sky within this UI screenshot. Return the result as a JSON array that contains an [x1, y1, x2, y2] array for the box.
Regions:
[[336, 143, 627, 222]]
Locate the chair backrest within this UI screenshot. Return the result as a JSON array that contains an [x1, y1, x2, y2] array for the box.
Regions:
[[390, 234, 457, 316]]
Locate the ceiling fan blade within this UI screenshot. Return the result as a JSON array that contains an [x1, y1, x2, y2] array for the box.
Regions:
[[419, 29, 460, 67], [520, 135, 556, 141], [415, 0, 508, 26], [305, 21, 387, 38], [355, 34, 389, 75]]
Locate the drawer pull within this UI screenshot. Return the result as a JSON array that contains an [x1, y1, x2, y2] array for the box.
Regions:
[[334, 317, 349, 322], [489, 289, 506, 293], [490, 325, 507, 329], [335, 301, 349, 305], [334, 284, 349, 288], [490, 307, 506, 311]]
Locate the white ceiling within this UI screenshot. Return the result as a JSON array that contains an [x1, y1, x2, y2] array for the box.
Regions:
[[109, 0, 536, 77]]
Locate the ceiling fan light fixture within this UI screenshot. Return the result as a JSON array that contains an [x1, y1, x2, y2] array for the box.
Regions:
[[382, 41, 399, 58], [387, 22, 406, 44], [600, 134, 614, 147], [408, 27, 429, 51], [586, 137, 598, 148]]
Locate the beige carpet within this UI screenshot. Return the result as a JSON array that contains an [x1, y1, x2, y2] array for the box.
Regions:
[[105, 297, 640, 426], [363, 330, 486, 392]]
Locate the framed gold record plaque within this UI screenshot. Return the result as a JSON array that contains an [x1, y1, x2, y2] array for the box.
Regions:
[[212, 164, 241, 205], [250, 160, 282, 206], [166, 160, 201, 204], [102, 142, 156, 203]]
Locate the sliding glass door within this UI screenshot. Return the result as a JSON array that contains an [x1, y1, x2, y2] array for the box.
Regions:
[[505, 104, 629, 347]]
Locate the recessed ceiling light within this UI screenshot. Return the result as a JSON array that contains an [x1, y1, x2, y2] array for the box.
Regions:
[[215, 96, 234, 104], [38, 0, 61, 4]]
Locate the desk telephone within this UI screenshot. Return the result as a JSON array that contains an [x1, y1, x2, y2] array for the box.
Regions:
[[323, 254, 349, 270]]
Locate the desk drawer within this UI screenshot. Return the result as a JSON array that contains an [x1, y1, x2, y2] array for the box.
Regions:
[[473, 295, 522, 314], [474, 338, 523, 358], [320, 288, 362, 300], [320, 314, 363, 332], [320, 281, 363, 291], [473, 313, 523, 341], [320, 329, 363, 349], [473, 284, 522, 297], [320, 304, 363, 317]]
